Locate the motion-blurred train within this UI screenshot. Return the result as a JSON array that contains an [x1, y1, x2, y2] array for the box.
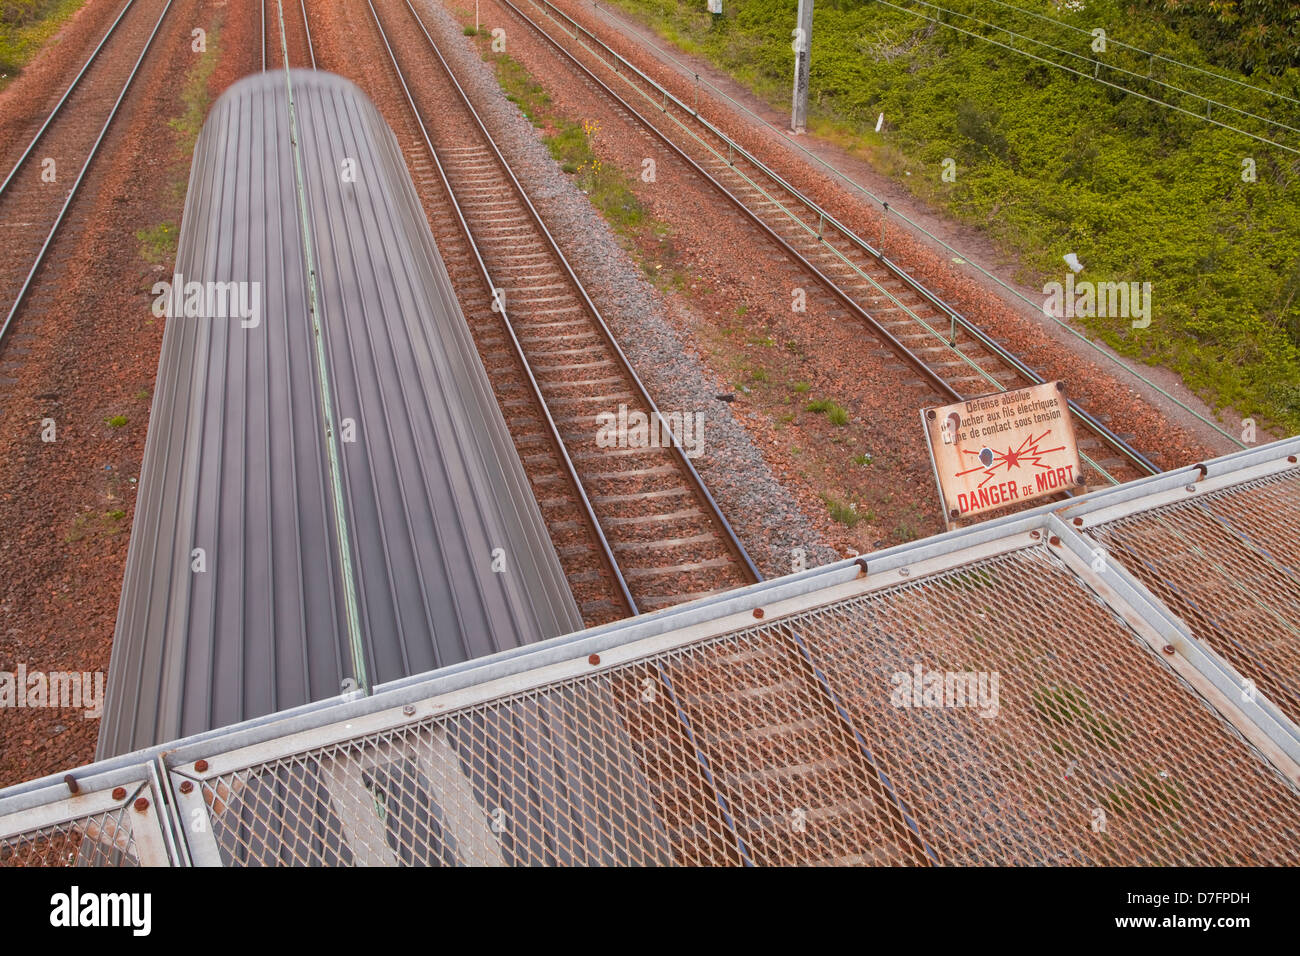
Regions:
[[98, 70, 582, 757]]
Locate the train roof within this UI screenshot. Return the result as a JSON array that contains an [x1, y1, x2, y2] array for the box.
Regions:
[[98, 70, 582, 757]]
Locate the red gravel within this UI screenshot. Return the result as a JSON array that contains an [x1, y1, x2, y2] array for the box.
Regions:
[[0, 0, 257, 788], [541, 0, 1224, 467]]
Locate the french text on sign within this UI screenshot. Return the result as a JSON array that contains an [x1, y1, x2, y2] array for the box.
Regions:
[[921, 382, 1082, 521]]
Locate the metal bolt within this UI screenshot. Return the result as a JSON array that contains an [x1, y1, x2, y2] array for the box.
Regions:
[[1075, 474, 1086, 485], [111, 787, 127, 801], [949, 509, 960, 520], [1056, 382, 1066, 392], [1289, 455, 1297, 464], [179, 781, 194, 795], [899, 567, 910, 576], [133, 797, 149, 812], [926, 409, 936, 420], [195, 759, 208, 773], [1072, 517, 1083, 526], [63, 774, 79, 795], [402, 704, 416, 717], [1162, 644, 1175, 656], [1184, 484, 1196, 493], [588, 654, 600, 666], [1030, 530, 1040, 539], [1049, 535, 1061, 547], [753, 608, 764, 619]]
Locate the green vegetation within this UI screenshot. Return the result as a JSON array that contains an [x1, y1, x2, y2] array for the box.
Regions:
[[463, 25, 479, 36], [1032, 682, 1128, 756], [791, 380, 811, 394], [0, 0, 85, 88], [823, 493, 866, 527], [105, 415, 127, 428], [806, 397, 849, 426], [168, 22, 221, 155], [1104, 770, 1184, 818], [851, 451, 873, 467], [135, 223, 177, 266], [490, 50, 649, 234], [609, 0, 1300, 432]]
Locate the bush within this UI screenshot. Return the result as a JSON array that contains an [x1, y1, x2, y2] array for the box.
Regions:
[[608, 0, 1300, 433]]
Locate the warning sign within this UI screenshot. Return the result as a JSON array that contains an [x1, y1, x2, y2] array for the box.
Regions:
[[922, 381, 1082, 521]]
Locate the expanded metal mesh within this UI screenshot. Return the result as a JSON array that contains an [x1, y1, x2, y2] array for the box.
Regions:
[[197, 544, 1300, 866], [0, 805, 142, 867], [1089, 470, 1300, 729]]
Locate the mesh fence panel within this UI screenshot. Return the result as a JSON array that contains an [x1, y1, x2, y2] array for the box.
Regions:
[[0, 804, 144, 867], [197, 543, 1300, 866], [1089, 471, 1300, 729]]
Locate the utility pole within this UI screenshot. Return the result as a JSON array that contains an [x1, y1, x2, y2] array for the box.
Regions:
[[791, 0, 813, 133]]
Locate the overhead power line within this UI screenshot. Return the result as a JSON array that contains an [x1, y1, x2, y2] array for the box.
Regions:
[[978, 0, 1300, 109], [873, 0, 1300, 155]]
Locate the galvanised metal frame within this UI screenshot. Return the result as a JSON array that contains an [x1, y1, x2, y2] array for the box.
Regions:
[[3, 436, 1296, 863]]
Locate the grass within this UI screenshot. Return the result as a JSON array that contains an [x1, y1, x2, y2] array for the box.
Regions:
[[65, 507, 125, 543], [1032, 682, 1128, 757], [0, 0, 86, 91], [605, 0, 1300, 434], [135, 223, 177, 266], [851, 452, 873, 466], [487, 49, 653, 237], [805, 397, 849, 426], [1103, 771, 1183, 818], [168, 22, 221, 155], [105, 415, 127, 428], [823, 494, 872, 527], [791, 381, 811, 394]]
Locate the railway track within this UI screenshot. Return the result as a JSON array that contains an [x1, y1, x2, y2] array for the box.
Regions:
[[0, 0, 174, 352], [471, 0, 1162, 488], [362, 0, 760, 619], [263, 0, 316, 71]]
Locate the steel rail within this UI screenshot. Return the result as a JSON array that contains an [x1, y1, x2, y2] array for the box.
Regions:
[[0, 0, 140, 199], [263, 0, 317, 70], [504, 0, 1161, 481], [364, 0, 637, 617], [386, 0, 762, 594], [0, 0, 176, 351]]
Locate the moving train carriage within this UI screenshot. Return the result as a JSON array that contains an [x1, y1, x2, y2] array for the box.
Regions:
[[98, 70, 583, 758]]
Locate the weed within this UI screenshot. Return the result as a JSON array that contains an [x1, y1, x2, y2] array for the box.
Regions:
[[136, 223, 177, 267], [823, 494, 863, 528], [806, 398, 849, 426]]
